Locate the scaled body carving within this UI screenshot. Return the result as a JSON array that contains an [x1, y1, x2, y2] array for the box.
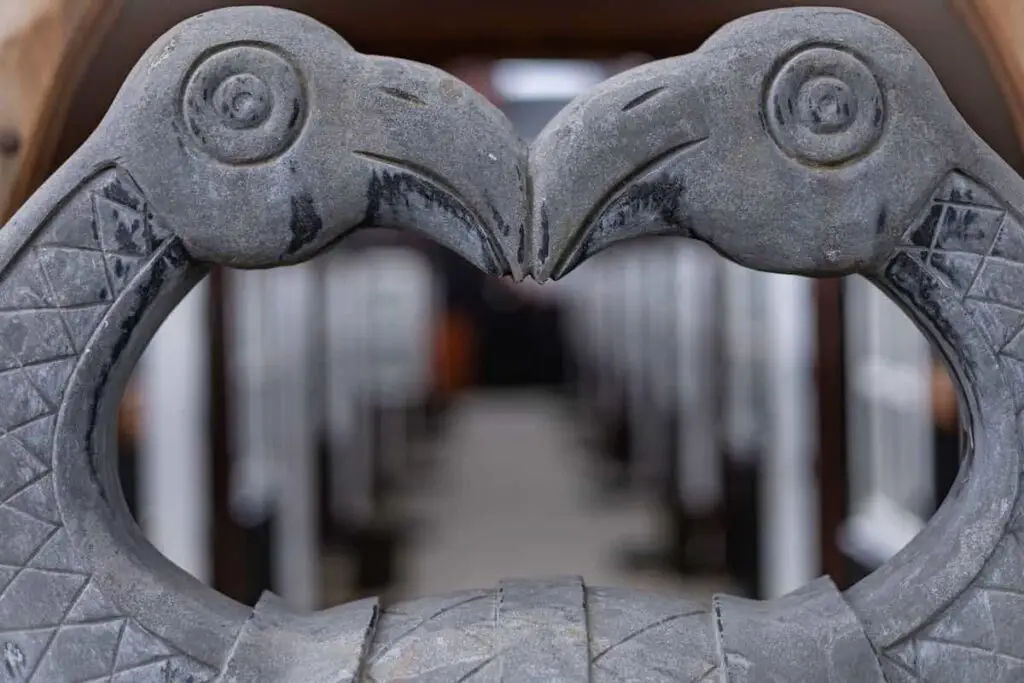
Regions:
[[0, 4, 1019, 680]]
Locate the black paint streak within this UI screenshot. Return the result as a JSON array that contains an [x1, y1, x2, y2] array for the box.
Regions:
[[288, 99, 301, 129], [380, 86, 427, 106], [487, 197, 512, 237], [876, 205, 888, 236], [86, 242, 190, 501], [355, 150, 507, 274], [355, 151, 470, 212], [938, 206, 989, 251], [907, 204, 943, 248], [286, 193, 323, 255], [553, 136, 708, 276], [538, 204, 551, 262], [948, 184, 976, 205], [362, 169, 467, 228], [713, 598, 726, 647], [114, 216, 146, 254], [4, 649, 23, 678], [583, 175, 691, 259], [102, 178, 140, 212], [873, 102, 884, 128], [884, 251, 978, 492], [622, 86, 666, 112], [517, 226, 526, 265]]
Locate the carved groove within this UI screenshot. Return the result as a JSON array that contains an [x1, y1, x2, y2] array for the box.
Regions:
[[549, 136, 709, 278], [352, 150, 511, 274], [871, 170, 1024, 681], [378, 86, 427, 106], [764, 43, 885, 166], [0, 167, 216, 681], [181, 41, 308, 165], [621, 86, 667, 111]]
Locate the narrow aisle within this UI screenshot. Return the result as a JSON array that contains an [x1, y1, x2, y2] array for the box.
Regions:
[[393, 390, 729, 602]]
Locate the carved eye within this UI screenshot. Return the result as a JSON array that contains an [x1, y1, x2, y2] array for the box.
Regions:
[[764, 45, 885, 166], [181, 43, 308, 165]]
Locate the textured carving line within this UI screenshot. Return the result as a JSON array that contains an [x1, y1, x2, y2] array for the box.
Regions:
[[0, 167, 215, 682], [549, 135, 709, 277], [881, 170, 1024, 681]]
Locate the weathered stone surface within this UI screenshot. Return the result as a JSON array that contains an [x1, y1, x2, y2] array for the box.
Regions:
[[0, 3, 1021, 680], [219, 592, 379, 682], [715, 577, 884, 681]]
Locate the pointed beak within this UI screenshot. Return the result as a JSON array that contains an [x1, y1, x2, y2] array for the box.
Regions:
[[347, 57, 529, 279], [528, 58, 710, 282]]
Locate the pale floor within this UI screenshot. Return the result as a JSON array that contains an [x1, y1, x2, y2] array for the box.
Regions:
[[351, 389, 732, 605]]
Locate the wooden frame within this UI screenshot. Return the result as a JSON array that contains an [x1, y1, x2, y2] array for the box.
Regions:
[[0, 0, 122, 221], [957, 0, 1024, 151]]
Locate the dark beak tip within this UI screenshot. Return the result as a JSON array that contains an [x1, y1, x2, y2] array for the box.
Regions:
[[505, 262, 528, 283], [530, 256, 567, 284], [526, 271, 547, 285]]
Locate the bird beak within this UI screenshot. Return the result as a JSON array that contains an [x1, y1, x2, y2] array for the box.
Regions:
[[529, 57, 711, 282], [347, 56, 529, 280]]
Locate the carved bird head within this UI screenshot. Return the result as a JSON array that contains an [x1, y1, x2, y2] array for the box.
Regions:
[[97, 6, 528, 277], [530, 8, 991, 282]]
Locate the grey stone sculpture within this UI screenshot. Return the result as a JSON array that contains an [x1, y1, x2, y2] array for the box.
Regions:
[[0, 4, 1018, 680]]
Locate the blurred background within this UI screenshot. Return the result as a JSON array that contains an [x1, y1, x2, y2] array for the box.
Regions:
[[1, 0, 1021, 613]]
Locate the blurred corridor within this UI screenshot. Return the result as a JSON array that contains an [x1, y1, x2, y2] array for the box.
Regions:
[[353, 390, 734, 604]]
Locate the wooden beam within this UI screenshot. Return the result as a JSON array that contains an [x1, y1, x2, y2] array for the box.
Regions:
[[957, 0, 1024, 147], [0, 0, 122, 221], [45, 0, 747, 173], [298, 0, 745, 59], [814, 279, 849, 589]]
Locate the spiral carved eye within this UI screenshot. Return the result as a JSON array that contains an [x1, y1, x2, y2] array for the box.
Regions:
[[765, 46, 885, 166], [182, 43, 307, 164]]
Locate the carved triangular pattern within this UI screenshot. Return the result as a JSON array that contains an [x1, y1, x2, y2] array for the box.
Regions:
[[892, 171, 1024, 680], [0, 168, 204, 679]]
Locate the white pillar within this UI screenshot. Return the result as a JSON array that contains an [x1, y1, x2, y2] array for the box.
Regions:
[[761, 273, 819, 598], [588, 254, 619, 420], [622, 247, 660, 485], [325, 253, 374, 527], [362, 248, 438, 483], [722, 263, 764, 465], [674, 243, 722, 514], [229, 270, 275, 530], [138, 280, 212, 584], [840, 276, 933, 567], [266, 263, 320, 611]]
